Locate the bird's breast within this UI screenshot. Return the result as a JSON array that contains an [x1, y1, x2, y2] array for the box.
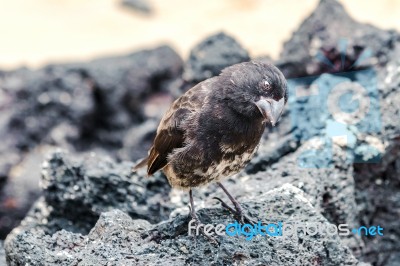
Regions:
[[163, 110, 265, 189]]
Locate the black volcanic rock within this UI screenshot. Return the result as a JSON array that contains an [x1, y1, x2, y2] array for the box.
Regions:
[[2, 150, 172, 242], [277, 0, 398, 78], [183, 32, 250, 83], [174, 32, 250, 93], [39, 151, 172, 233], [4, 130, 364, 265], [65, 45, 183, 147], [351, 42, 400, 265], [273, 3, 400, 264], [5, 188, 358, 266], [0, 241, 5, 266], [0, 45, 183, 239]]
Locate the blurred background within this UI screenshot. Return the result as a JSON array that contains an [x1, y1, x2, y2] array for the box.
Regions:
[[1, 0, 400, 70]]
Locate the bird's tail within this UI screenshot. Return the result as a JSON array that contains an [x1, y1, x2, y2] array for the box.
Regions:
[[132, 157, 149, 172]]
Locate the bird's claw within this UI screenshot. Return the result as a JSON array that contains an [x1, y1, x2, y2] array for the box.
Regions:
[[213, 197, 236, 214], [213, 197, 257, 225]]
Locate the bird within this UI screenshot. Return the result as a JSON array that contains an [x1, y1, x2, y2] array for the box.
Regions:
[[134, 61, 287, 229]]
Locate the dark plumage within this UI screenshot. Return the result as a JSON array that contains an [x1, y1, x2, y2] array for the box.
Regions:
[[134, 61, 287, 227]]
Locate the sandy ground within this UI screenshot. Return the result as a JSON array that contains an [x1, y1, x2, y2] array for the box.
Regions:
[[1, 0, 400, 70]]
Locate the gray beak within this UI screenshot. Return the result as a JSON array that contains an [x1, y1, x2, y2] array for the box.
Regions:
[[255, 97, 285, 126]]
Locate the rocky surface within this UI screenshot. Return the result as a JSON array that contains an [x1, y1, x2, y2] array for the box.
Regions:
[[4, 147, 360, 265], [277, 0, 397, 79], [275, 1, 400, 265], [0, 241, 5, 266], [183, 32, 250, 84], [0, 45, 183, 239], [5, 190, 357, 266], [3, 0, 400, 265], [172, 32, 250, 95]]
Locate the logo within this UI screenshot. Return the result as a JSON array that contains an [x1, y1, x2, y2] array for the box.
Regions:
[[188, 219, 384, 240]]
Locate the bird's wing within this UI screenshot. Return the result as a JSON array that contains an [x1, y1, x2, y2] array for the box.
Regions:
[[134, 79, 212, 175]]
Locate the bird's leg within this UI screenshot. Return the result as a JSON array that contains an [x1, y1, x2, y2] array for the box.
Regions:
[[188, 189, 218, 245], [189, 188, 200, 221], [214, 182, 256, 225]]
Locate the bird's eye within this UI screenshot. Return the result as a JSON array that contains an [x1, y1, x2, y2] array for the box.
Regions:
[[263, 80, 271, 91]]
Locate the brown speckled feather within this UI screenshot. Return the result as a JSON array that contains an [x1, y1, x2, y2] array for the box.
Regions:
[[137, 79, 213, 175]]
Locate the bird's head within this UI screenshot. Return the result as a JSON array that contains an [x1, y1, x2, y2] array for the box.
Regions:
[[218, 61, 288, 126]]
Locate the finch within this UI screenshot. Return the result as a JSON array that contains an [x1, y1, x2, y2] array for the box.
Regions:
[[134, 61, 287, 226]]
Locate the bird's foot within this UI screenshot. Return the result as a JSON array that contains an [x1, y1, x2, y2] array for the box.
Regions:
[[188, 206, 219, 245], [213, 197, 257, 225]]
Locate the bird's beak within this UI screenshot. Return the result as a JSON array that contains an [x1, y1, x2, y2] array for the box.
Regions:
[[255, 97, 285, 126]]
